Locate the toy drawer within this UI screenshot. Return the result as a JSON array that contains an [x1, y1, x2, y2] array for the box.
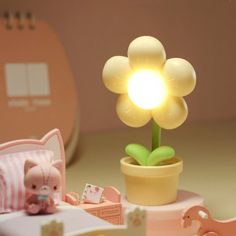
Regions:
[[100, 205, 121, 217], [103, 215, 122, 225], [86, 209, 99, 217]]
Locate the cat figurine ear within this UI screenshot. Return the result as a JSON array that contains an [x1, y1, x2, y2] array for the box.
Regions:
[[52, 160, 63, 174], [24, 159, 38, 174]]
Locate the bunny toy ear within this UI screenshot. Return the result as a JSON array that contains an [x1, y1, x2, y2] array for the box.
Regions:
[[198, 210, 209, 220], [24, 159, 38, 175], [52, 160, 63, 173]]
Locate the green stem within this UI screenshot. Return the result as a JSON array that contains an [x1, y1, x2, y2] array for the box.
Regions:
[[152, 121, 161, 151]]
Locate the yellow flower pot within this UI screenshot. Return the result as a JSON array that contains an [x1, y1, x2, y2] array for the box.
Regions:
[[120, 156, 183, 206]]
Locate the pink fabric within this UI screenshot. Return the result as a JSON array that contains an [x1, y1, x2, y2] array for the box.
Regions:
[[0, 150, 53, 213]]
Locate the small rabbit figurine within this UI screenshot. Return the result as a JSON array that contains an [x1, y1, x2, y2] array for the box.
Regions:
[[24, 159, 62, 215]]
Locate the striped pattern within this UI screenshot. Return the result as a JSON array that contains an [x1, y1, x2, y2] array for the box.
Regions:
[[0, 150, 53, 213]]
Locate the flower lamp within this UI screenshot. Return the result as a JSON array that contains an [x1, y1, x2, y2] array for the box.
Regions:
[[102, 36, 196, 205]]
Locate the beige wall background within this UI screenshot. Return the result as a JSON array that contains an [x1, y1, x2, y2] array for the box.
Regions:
[[0, 0, 235, 132]]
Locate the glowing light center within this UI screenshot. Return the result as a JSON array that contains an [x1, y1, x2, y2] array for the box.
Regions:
[[128, 70, 167, 110]]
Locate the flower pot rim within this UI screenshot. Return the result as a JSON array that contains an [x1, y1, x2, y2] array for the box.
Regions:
[[120, 156, 183, 177]]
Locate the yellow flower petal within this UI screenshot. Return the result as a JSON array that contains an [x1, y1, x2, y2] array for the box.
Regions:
[[116, 94, 151, 127], [128, 36, 166, 70], [163, 58, 196, 97], [102, 56, 132, 94], [152, 97, 188, 129]]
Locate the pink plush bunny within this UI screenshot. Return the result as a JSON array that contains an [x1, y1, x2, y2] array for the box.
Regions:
[[24, 159, 63, 215]]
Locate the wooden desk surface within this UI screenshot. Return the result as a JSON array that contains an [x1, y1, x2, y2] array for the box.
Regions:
[[66, 121, 236, 220]]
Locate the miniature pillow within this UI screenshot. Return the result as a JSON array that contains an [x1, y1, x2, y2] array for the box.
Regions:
[[0, 150, 53, 213]]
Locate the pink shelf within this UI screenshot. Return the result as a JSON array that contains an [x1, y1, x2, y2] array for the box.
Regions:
[[68, 186, 123, 225], [79, 201, 122, 225]]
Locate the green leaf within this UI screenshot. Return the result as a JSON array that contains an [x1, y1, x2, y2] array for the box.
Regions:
[[147, 146, 175, 166], [125, 144, 150, 166]]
